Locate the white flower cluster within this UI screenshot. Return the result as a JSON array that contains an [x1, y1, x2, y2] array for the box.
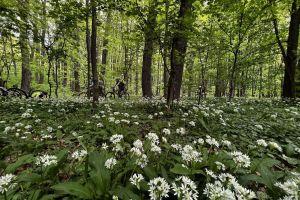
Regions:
[[181, 145, 202, 164], [71, 150, 87, 161], [256, 139, 268, 147], [204, 171, 256, 200], [275, 177, 300, 200], [35, 154, 58, 167], [105, 157, 117, 169], [268, 141, 282, 152], [129, 173, 144, 189], [146, 132, 161, 154], [110, 134, 124, 153], [172, 176, 198, 200], [0, 174, 16, 194], [230, 151, 251, 168], [148, 177, 170, 200], [205, 135, 220, 148], [176, 127, 186, 135]]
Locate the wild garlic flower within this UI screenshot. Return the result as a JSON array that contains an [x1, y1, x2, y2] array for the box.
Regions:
[[105, 157, 117, 169], [230, 151, 251, 168], [232, 181, 256, 200], [203, 181, 235, 200], [205, 135, 219, 148], [256, 139, 268, 147], [146, 132, 159, 144], [130, 147, 142, 156], [47, 126, 53, 133], [268, 141, 282, 152], [130, 173, 144, 189], [71, 150, 87, 161], [133, 139, 143, 149], [181, 145, 202, 163], [189, 121, 196, 127], [97, 123, 104, 128], [110, 134, 123, 144], [255, 124, 263, 130], [162, 128, 171, 135], [0, 174, 16, 194], [136, 154, 148, 168], [150, 143, 162, 154], [215, 161, 226, 171], [172, 176, 198, 200], [101, 143, 108, 150], [222, 140, 231, 148], [275, 178, 300, 199], [176, 127, 186, 135], [148, 177, 170, 200], [36, 154, 58, 167], [171, 144, 182, 151]]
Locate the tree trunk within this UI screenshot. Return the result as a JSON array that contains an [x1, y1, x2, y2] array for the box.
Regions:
[[91, 0, 99, 107], [19, 0, 31, 92], [101, 11, 111, 81], [142, 0, 157, 98], [167, 0, 194, 105], [271, 0, 299, 98], [86, 0, 91, 98]]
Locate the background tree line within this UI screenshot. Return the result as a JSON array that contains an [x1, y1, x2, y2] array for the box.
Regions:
[[0, 0, 299, 103]]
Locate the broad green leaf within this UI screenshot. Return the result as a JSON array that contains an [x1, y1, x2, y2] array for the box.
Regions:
[[51, 182, 93, 199]]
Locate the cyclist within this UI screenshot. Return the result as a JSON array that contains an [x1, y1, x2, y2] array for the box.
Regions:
[[115, 78, 126, 98]]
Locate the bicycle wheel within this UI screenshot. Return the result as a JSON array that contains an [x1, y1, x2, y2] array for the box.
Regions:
[[7, 88, 28, 98], [30, 90, 48, 98], [105, 92, 115, 99], [0, 87, 8, 96]]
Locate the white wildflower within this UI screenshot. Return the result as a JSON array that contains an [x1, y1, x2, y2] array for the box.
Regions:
[[148, 177, 170, 200], [105, 157, 117, 169], [130, 174, 144, 189]]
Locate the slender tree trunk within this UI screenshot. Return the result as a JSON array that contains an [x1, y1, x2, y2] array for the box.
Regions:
[[9, 36, 17, 77], [18, 0, 31, 92], [135, 46, 139, 96], [91, 0, 99, 107], [101, 11, 111, 81], [86, 0, 91, 98], [167, 0, 194, 106]]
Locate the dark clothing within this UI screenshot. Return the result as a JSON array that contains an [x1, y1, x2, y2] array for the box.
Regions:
[[117, 81, 126, 97]]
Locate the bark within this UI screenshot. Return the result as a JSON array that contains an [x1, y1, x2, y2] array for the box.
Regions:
[[271, 0, 300, 98], [167, 0, 194, 105], [91, 0, 99, 106], [19, 0, 31, 92], [135, 46, 139, 95], [142, 0, 157, 98], [101, 11, 111, 79], [9, 36, 17, 77], [62, 61, 67, 87], [86, 0, 91, 98]]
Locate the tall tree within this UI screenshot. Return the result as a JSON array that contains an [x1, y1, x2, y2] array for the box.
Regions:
[[141, 0, 158, 98], [167, 0, 195, 105], [18, 0, 31, 92], [86, 0, 91, 98], [270, 0, 300, 98], [91, 0, 99, 106]]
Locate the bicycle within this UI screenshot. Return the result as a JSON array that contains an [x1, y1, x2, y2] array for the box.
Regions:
[[105, 87, 130, 99], [1, 87, 48, 99]]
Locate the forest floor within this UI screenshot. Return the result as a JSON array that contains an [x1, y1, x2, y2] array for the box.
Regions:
[[0, 97, 299, 199]]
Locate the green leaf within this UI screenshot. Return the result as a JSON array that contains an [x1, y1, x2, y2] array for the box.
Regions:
[[113, 186, 140, 200], [51, 182, 93, 199], [170, 164, 191, 175], [5, 154, 34, 173]]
